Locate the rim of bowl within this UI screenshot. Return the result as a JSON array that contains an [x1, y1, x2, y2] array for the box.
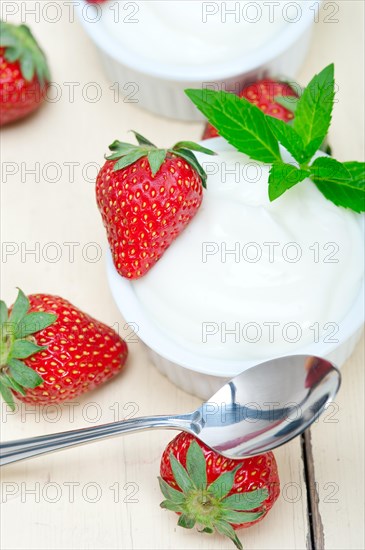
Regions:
[[75, 0, 319, 82], [106, 137, 364, 378]]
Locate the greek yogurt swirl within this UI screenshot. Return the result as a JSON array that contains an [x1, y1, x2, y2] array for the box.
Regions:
[[132, 143, 364, 360]]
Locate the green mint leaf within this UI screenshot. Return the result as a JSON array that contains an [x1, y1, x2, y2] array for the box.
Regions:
[[207, 466, 239, 500], [113, 150, 147, 172], [10, 339, 45, 359], [186, 440, 207, 490], [177, 514, 195, 529], [341, 161, 365, 182], [310, 157, 365, 212], [294, 64, 335, 163], [158, 477, 185, 504], [221, 509, 264, 524], [0, 300, 8, 325], [267, 117, 305, 163], [269, 162, 310, 201], [147, 149, 167, 176], [169, 453, 195, 493], [15, 312, 57, 338], [8, 358, 44, 388], [9, 289, 29, 325], [130, 131, 156, 148], [173, 141, 216, 156], [215, 520, 243, 550], [185, 89, 281, 163], [160, 500, 184, 513], [0, 379, 15, 410], [222, 488, 268, 511], [274, 95, 299, 113]]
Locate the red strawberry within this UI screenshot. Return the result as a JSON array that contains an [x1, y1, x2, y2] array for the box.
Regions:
[[159, 433, 280, 550], [0, 22, 50, 126], [96, 132, 215, 279], [202, 78, 298, 140], [0, 289, 128, 409]]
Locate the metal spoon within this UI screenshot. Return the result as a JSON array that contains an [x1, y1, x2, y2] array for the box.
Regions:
[[0, 355, 340, 466]]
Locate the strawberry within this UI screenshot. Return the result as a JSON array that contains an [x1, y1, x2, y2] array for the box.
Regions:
[[159, 433, 280, 550], [96, 132, 215, 279], [202, 78, 298, 140], [0, 289, 128, 409], [0, 21, 50, 126]]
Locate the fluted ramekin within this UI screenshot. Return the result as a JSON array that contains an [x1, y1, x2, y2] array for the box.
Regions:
[[75, 0, 319, 120]]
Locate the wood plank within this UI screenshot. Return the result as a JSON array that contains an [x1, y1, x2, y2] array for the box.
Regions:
[[307, 335, 365, 550]]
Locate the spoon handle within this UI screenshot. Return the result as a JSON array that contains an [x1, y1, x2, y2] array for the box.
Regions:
[[0, 414, 194, 466]]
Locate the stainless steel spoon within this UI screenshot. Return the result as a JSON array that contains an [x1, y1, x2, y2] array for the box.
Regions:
[[0, 355, 340, 466]]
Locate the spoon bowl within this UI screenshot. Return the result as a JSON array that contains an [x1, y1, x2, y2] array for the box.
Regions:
[[0, 355, 340, 466]]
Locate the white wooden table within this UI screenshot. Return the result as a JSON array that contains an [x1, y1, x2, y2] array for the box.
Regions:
[[1, 2, 364, 549]]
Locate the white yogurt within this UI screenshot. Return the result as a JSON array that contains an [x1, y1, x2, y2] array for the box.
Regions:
[[101, 1, 292, 67], [132, 146, 364, 360]]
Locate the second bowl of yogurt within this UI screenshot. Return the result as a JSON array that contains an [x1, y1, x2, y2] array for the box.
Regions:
[[107, 138, 364, 398], [76, 0, 319, 120]]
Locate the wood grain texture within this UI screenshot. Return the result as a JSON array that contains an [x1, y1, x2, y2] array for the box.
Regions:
[[308, 336, 365, 550], [0, 1, 363, 549]]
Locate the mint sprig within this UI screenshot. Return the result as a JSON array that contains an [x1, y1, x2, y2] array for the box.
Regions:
[[186, 64, 365, 213], [0, 289, 57, 410]]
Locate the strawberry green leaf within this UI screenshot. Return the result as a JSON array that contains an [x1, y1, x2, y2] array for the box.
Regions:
[[1, 373, 26, 396], [177, 514, 196, 529], [170, 453, 195, 493], [108, 140, 139, 153], [267, 117, 305, 163], [0, 22, 50, 85], [310, 157, 365, 212], [160, 500, 184, 513], [173, 142, 216, 156], [131, 131, 156, 148], [15, 312, 57, 339], [207, 466, 239, 500], [294, 64, 335, 163], [113, 150, 147, 172], [269, 162, 310, 201], [186, 440, 207, 490], [173, 149, 208, 188], [274, 95, 299, 113], [0, 301, 8, 325], [148, 149, 167, 176], [222, 488, 268, 511], [0, 379, 15, 411], [221, 509, 264, 524], [9, 289, 29, 325], [158, 477, 185, 503], [201, 527, 214, 534], [106, 148, 139, 161], [185, 89, 281, 163], [8, 358, 43, 388], [215, 520, 243, 550], [10, 339, 45, 359]]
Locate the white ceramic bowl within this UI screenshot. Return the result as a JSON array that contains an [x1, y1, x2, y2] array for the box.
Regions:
[[76, 0, 318, 120], [107, 250, 364, 400]]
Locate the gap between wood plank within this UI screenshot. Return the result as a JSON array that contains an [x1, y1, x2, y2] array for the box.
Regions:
[[301, 430, 325, 550]]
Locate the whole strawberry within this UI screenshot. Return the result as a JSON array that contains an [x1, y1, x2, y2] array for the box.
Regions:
[[159, 433, 280, 550], [0, 289, 128, 409], [96, 132, 215, 279], [202, 78, 297, 140], [0, 21, 50, 126]]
